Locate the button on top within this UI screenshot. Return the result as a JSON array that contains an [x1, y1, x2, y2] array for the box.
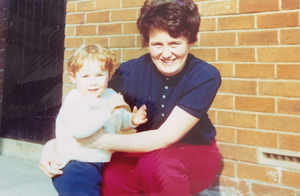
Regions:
[[162, 95, 166, 98], [165, 86, 168, 90]]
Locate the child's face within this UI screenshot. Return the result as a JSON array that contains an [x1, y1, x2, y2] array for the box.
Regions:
[[69, 59, 110, 98]]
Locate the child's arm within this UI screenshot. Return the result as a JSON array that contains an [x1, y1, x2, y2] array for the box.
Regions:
[[63, 92, 127, 138], [131, 105, 148, 126]]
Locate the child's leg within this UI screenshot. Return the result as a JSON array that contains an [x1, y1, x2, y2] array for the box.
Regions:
[[52, 161, 104, 196]]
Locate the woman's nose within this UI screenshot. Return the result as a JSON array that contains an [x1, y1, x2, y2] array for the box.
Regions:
[[162, 46, 171, 58]]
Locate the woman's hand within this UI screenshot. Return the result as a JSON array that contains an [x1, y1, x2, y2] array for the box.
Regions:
[[39, 139, 63, 178]]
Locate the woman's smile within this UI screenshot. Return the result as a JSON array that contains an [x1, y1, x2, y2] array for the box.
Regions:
[[149, 29, 193, 76]]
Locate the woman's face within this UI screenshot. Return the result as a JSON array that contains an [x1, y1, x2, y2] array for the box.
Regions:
[[149, 29, 193, 76]]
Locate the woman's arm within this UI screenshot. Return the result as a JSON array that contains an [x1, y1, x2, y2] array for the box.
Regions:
[[39, 139, 63, 177], [77, 106, 199, 153]]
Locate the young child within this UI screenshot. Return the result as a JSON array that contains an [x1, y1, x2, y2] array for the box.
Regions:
[[52, 44, 147, 195]]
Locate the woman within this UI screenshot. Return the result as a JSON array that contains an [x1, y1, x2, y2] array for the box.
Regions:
[[40, 0, 222, 195]]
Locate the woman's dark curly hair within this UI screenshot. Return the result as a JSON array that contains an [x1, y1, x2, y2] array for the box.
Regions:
[[137, 0, 200, 47]]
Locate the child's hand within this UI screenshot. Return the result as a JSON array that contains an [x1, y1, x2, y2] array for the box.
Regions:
[[107, 93, 128, 114], [131, 105, 147, 126]]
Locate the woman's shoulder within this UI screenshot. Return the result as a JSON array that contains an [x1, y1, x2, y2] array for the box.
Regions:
[[188, 54, 221, 79], [119, 53, 151, 70]]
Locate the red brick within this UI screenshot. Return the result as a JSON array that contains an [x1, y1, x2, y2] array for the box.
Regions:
[[235, 96, 275, 113], [218, 15, 255, 30], [66, 13, 85, 24], [122, 0, 144, 8], [136, 35, 143, 47], [200, 0, 238, 16], [86, 11, 109, 23], [282, 170, 300, 188], [278, 98, 300, 115], [122, 49, 148, 61], [279, 134, 300, 151], [200, 32, 236, 46], [66, 2, 76, 13], [219, 79, 257, 95], [212, 63, 234, 77], [211, 94, 233, 109], [238, 163, 279, 183], [76, 25, 97, 36], [110, 36, 135, 48], [235, 63, 275, 78], [96, 0, 120, 10], [63, 73, 72, 84], [85, 37, 108, 47], [207, 110, 216, 124], [280, 28, 300, 44], [257, 47, 300, 62], [111, 9, 137, 22], [239, 0, 279, 13], [277, 64, 300, 79], [238, 30, 278, 45], [217, 111, 256, 128], [200, 18, 216, 31], [258, 81, 300, 97], [111, 49, 121, 62], [258, 114, 300, 133], [257, 12, 299, 28], [237, 129, 278, 148], [65, 26, 75, 36], [124, 22, 139, 34], [218, 48, 256, 62], [64, 37, 84, 48], [64, 50, 73, 60], [282, 0, 300, 10], [218, 143, 257, 162], [218, 160, 235, 177], [252, 183, 295, 196], [77, 1, 95, 11], [189, 48, 216, 62], [215, 126, 236, 143], [98, 24, 122, 35]]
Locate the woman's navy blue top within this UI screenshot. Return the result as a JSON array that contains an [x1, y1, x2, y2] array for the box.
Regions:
[[108, 53, 221, 145]]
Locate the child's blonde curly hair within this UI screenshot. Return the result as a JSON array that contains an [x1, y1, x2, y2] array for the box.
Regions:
[[67, 44, 119, 78]]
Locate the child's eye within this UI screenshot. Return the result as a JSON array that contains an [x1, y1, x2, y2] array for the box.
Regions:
[[97, 74, 104, 77], [82, 75, 88, 78]]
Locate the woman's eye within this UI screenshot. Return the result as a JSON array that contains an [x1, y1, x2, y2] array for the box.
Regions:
[[82, 75, 88, 78], [151, 43, 162, 47]]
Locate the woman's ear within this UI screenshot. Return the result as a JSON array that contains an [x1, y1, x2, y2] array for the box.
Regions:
[[68, 72, 76, 84]]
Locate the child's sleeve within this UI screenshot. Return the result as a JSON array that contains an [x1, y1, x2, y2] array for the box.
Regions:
[[118, 108, 136, 132], [62, 91, 112, 138]]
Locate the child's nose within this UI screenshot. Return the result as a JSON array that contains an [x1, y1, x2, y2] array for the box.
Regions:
[[89, 77, 96, 85]]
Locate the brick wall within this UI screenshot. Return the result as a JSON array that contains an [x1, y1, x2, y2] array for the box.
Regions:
[[64, 0, 300, 195]]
